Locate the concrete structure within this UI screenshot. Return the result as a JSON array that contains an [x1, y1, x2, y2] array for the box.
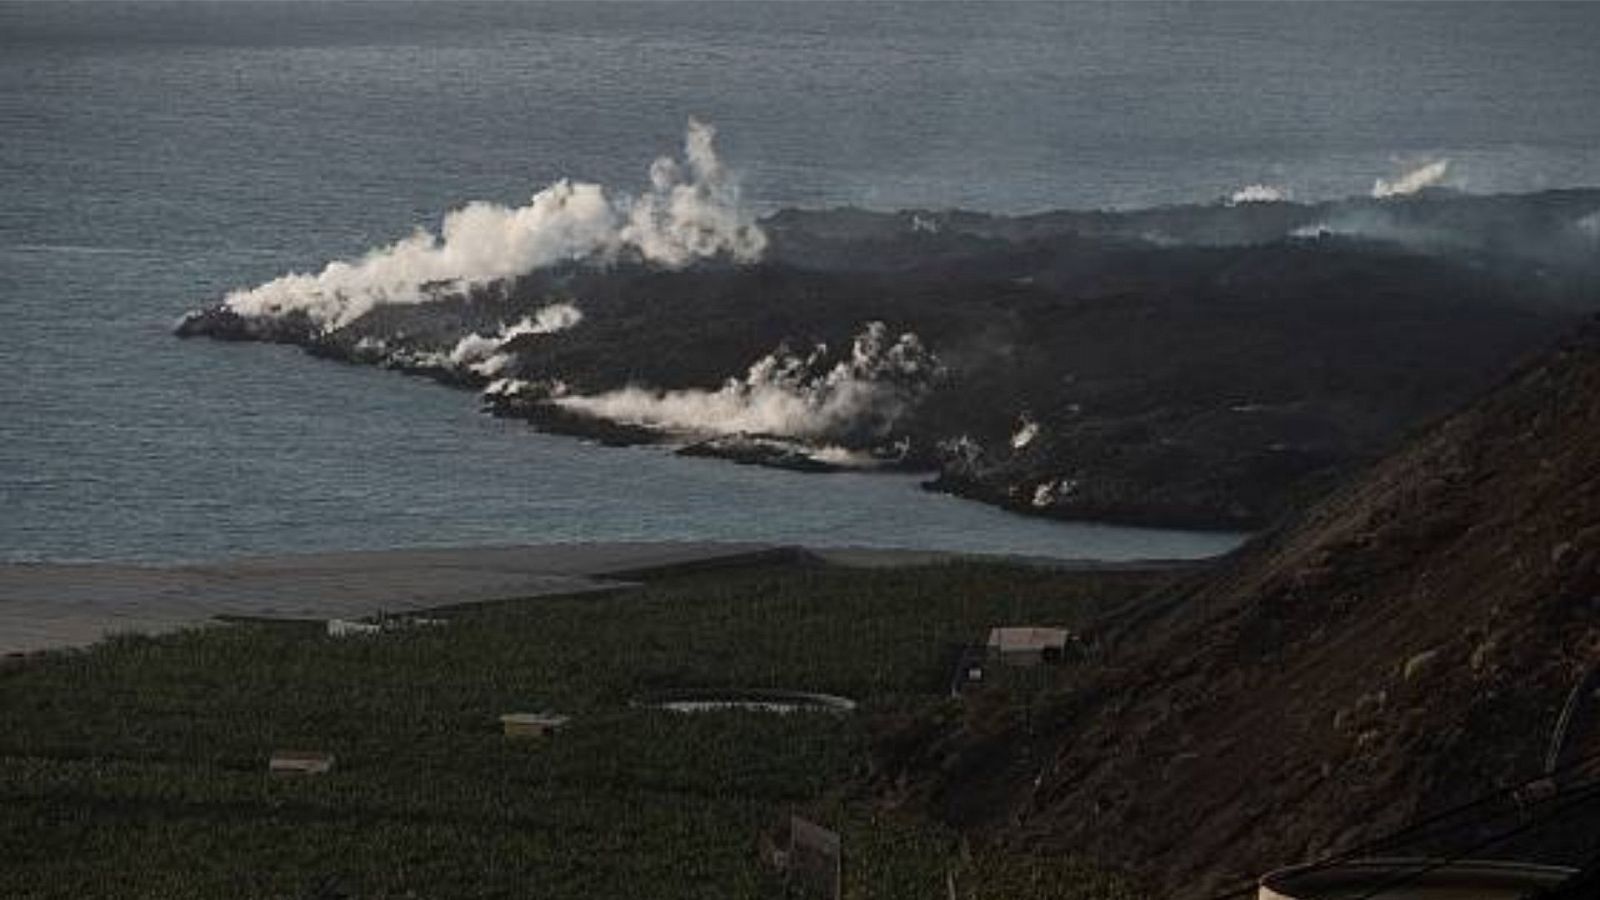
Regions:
[[500, 712, 570, 739], [1257, 858, 1577, 899], [986, 626, 1075, 666], [326, 618, 381, 637], [268, 750, 335, 776]]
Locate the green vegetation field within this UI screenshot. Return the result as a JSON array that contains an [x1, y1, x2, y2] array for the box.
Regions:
[[0, 562, 1162, 899]]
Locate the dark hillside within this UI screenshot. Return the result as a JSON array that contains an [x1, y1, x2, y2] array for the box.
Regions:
[[890, 318, 1600, 896]]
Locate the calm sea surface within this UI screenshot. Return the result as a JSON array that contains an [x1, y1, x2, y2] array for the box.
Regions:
[[3, 2, 1597, 563]]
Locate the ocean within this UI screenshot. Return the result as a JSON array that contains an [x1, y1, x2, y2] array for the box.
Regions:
[[3, 1, 1597, 563]]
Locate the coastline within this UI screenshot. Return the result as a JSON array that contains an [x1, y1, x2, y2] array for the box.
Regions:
[[0, 540, 1223, 658], [175, 190, 1600, 535]]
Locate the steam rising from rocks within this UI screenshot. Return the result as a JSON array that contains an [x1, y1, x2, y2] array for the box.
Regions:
[[1010, 415, 1040, 450], [1372, 159, 1450, 198], [449, 302, 583, 375], [222, 121, 764, 330], [1228, 184, 1288, 206], [551, 322, 940, 442], [1578, 211, 1600, 241], [1229, 159, 1452, 208]]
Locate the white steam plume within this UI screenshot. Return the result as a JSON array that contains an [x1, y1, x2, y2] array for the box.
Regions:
[[552, 322, 940, 441], [449, 302, 583, 374], [224, 121, 764, 330], [1010, 414, 1040, 450], [1372, 159, 1450, 198], [448, 332, 505, 368], [1227, 184, 1288, 206], [506, 302, 583, 338], [1577, 211, 1600, 241]]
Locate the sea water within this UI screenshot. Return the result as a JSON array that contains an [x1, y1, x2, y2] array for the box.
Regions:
[[4, 2, 1598, 563]]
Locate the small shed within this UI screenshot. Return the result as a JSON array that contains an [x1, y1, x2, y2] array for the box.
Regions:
[[499, 712, 570, 739], [986, 626, 1074, 666], [269, 750, 335, 776]]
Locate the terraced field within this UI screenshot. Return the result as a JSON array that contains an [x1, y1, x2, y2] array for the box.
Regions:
[[0, 562, 1165, 899]]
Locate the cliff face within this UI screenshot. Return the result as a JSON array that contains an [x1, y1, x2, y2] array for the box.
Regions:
[[178, 190, 1599, 530], [928, 320, 1600, 896]]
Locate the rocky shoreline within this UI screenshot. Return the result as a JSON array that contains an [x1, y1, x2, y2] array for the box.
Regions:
[[178, 189, 1600, 530]]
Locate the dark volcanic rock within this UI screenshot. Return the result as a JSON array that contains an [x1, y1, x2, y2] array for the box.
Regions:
[[175, 305, 317, 344], [175, 189, 1600, 529], [675, 434, 913, 474], [507, 400, 668, 448], [767, 188, 1600, 295], [677, 436, 843, 473]]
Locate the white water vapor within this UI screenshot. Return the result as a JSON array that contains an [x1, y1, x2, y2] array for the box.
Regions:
[[448, 302, 583, 375], [1578, 211, 1600, 241], [448, 333, 505, 368], [1010, 414, 1040, 450], [1031, 476, 1077, 509], [552, 322, 940, 441], [1227, 184, 1288, 206], [511, 302, 584, 338], [223, 121, 765, 330], [1372, 159, 1450, 199]]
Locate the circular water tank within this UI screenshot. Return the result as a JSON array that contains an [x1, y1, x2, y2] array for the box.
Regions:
[[1258, 858, 1576, 899]]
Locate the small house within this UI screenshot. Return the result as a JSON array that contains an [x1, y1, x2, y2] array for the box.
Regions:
[[499, 712, 570, 739], [986, 626, 1075, 667]]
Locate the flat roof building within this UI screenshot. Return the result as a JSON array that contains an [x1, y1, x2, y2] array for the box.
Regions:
[[986, 626, 1074, 666]]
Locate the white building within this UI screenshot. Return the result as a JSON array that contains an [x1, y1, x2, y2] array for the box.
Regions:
[[986, 626, 1074, 666]]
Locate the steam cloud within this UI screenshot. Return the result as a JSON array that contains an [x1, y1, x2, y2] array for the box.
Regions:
[[1372, 159, 1450, 199], [1010, 414, 1040, 450], [551, 322, 940, 442], [1578, 211, 1600, 241], [223, 121, 765, 330], [1227, 184, 1288, 205], [448, 302, 583, 375]]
